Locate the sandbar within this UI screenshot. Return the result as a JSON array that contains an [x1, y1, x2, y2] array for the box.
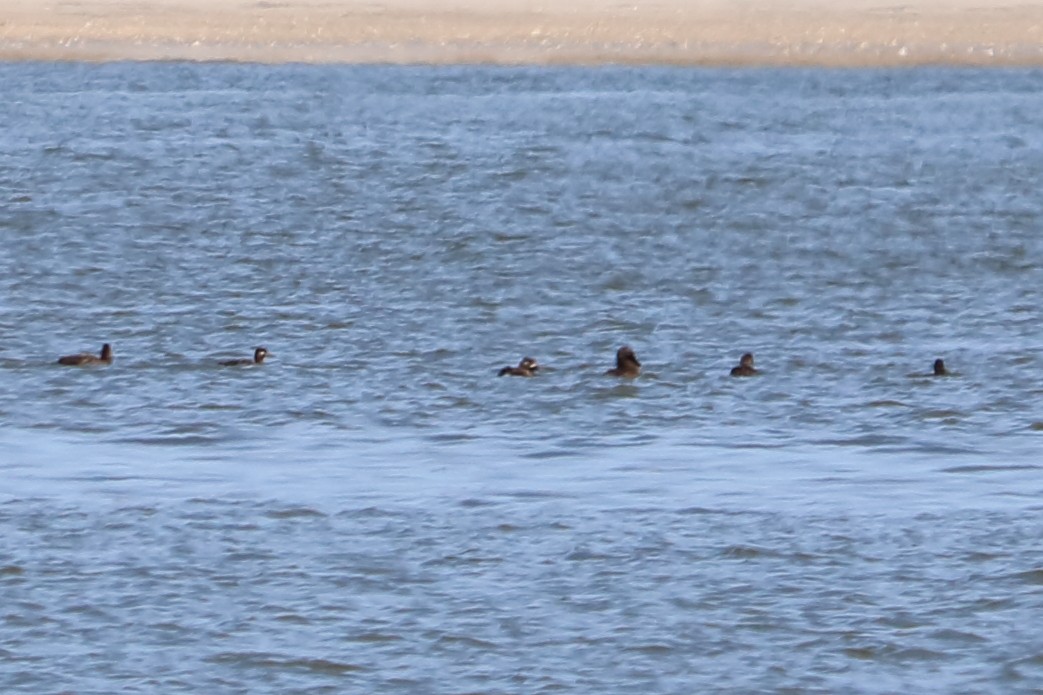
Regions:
[[1, 0, 1042, 66]]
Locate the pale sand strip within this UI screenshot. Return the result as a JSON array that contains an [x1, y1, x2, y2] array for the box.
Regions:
[[1, 0, 1042, 66]]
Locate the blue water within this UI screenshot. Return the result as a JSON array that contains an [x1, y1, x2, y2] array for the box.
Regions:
[[1, 64, 1042, 693]]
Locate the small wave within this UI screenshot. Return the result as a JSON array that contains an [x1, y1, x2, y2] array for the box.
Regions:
[[345, 631, 402, 644], [434, 634, 499, 650], [523, 448, 579, 460], [426, 431, 478, 444], [334, 507, 401, 520], [843, 644, 947, 662], [505, 489, 574, 500], [927, 628, 987, 644], [206, 652, 363, 674], [920, 409, 967, 421], [940, 464, 1039, 474], [115, 434, 227, 446], [676, 506, 734, 516], [721, 544, 781, 560], [458, 497, 496, 508], [564, 546, 619, 562], [625, 643, 675, 655], [815, 434, 909, 448], [264, 506, 326, 519], [1011, 568, 1043, 586]]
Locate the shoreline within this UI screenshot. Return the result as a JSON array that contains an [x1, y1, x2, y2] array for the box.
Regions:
[[2, 1, 1043, 67]]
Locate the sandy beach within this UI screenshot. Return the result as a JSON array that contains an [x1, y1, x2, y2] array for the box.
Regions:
[[1, 0, 1042, 66]]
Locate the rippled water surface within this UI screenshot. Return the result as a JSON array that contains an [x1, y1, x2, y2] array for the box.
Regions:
[[1, 64, 1042, 693]]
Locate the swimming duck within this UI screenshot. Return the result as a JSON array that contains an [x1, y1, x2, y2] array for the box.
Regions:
[[58, 343, 113, 366], [730, 352, 758, 377], [933, 358, 948, 376], [220, 347, 270, 366], [498, 356, 539, 377], [605, 346, 641, 378]]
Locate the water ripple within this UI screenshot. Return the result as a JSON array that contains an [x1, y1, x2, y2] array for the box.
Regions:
[[1, 63, 1042, 694]]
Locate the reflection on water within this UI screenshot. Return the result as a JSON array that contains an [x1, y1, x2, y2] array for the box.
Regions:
[[0, 64, 1041, 693]]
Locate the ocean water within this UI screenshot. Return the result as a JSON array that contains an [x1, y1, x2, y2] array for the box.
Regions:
[[1, 64, 1041, 693]]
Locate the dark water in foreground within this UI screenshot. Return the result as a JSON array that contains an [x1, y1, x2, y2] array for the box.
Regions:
[[1, 64, 1041, 693]]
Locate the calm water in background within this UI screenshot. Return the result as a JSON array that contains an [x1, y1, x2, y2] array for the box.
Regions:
[[1, 64, 1041, 693]]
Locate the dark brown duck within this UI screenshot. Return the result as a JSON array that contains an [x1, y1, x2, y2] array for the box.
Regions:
[[730, 352, 758, 377], [58, 343, 113, 366], [220, 347, 270, 366], [498, 356, 539, 377], [605, 346, 641, 378]]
